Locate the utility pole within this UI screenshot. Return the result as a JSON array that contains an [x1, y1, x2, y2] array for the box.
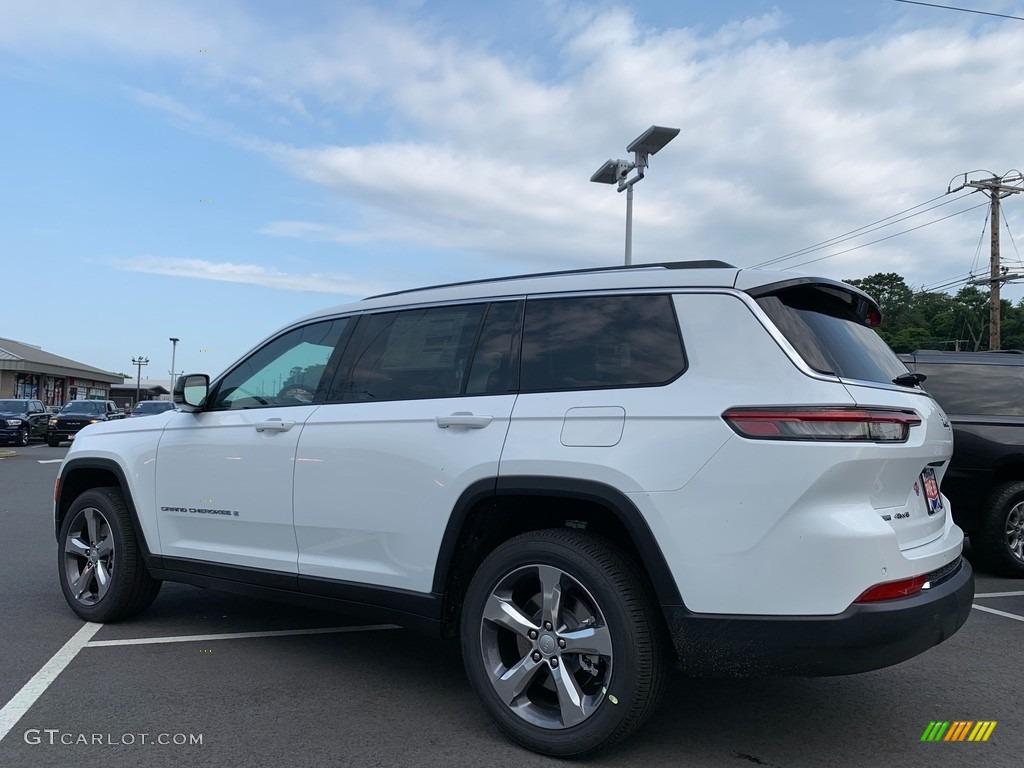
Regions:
[[132, 356, 149, 406], [950, 171, 1024, 350]]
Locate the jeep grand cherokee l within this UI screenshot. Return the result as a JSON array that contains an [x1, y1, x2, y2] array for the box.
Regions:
[[53, 261, 973, 756]]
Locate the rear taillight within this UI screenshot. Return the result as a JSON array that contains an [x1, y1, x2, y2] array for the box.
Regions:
[[723, 407, 921, 442], [855, 575, 927, 602]]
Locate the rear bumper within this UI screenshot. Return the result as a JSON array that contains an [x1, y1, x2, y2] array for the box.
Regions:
[[665, 557, 974, 677]]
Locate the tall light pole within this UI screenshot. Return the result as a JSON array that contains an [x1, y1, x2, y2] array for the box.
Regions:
[[169, 337, 179, 398], [132, 356, 149, 406], [591, 125, 680, 266]]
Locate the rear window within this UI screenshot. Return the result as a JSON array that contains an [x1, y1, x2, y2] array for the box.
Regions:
[[756, 285, 906, 384], [908, 362, 1024, 416]]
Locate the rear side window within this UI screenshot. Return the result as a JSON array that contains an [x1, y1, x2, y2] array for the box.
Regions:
[[340, 304, 486, 401], [910, 362, 1024, 416], [520, 294, 684, 392], [756, 286, 906, 384]]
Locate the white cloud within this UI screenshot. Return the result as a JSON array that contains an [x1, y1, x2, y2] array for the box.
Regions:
[[113, 257, 387, 296], [9, 2, 1024, 293]]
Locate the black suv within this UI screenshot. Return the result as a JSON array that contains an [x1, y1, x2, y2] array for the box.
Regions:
[[47, 400, 124, 446], [900, 350, 1024, 577], [0, 399, 49, 446]]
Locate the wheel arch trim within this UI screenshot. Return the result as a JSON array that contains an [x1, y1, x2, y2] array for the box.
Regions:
[[431, 475, 684, 607], [56, 457, 158, 565]]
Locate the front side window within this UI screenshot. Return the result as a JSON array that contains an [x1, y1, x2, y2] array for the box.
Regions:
[[519, 294, 685, 392], [338, 304, 487, 401], [210, 318, 349, 410]]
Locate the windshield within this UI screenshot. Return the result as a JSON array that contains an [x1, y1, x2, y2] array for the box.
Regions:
[[134, 402, 173, 413], [60, 401, 105, 415], [0, 400, 28, 412]]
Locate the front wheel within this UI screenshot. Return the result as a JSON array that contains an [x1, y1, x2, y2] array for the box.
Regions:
[[58, 487, 161, 622], [47, 436, 60, 447], [460, 529, 668, 757], [974, 482, 1024, 577], [17, 427, 28, 446]]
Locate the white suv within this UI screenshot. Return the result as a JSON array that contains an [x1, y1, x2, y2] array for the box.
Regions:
[[54, 261, 973, 756]]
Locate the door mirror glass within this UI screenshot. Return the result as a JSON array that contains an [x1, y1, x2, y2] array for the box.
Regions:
[[176, 374, 210, 409]]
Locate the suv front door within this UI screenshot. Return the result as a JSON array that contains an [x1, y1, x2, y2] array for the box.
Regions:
[[293, 301, 522, 594], [154, 318, 351, 576]]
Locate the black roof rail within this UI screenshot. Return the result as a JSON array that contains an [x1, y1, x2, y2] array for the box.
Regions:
[[364, 260, 737, 300]]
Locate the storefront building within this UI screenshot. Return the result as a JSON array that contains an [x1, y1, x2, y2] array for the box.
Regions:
[[0, 337, 121, 406]]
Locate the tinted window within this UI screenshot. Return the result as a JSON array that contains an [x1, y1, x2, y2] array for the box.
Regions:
[[61, 401, 105, 414], [911, 362, 1024, 416], [520, 294, 684, 392], [757, 287, 907, 384], [211, 318, 349, 410], [339, 304, 486, 401], [466, 301, 522, 395]]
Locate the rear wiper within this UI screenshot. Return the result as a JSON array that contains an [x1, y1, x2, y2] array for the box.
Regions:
[[893, 372, 927, 387]]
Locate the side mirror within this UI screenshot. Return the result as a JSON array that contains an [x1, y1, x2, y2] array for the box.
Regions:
[[174, 374, 210, 412]]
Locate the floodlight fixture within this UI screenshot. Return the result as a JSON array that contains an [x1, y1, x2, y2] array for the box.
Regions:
[[590, 159, 634, 185], [590, 124, 681, 266]]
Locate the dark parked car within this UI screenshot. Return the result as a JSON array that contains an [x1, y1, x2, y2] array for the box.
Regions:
[[47, 400, 124, 447], [900, 350, 1024, 577], [0, 399, 49, 445], [130, 401, 176, 417]]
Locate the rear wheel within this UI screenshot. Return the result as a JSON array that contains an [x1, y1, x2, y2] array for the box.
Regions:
[[973, 481, 1024, 578], [58, 487, 161, 622], [460, 529, 668, 757]]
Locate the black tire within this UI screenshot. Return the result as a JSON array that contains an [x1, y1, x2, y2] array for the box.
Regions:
[[460, 529, 669, 757], [58, 487, 161, 622], [972, 482, 1024, 578], [47, 436, 60, 447], [17, 427, 28, 447]]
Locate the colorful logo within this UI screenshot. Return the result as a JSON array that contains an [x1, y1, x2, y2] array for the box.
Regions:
[[921, 721, 996, 742]]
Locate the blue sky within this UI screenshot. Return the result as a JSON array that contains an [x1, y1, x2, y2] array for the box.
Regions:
[[4, 0, 1024, 380]]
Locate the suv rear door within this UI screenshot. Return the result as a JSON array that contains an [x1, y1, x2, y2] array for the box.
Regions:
[[292, 301, 521, 594]]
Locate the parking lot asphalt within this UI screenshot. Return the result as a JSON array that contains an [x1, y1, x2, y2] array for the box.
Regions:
[[1, 443, 1021, 767]]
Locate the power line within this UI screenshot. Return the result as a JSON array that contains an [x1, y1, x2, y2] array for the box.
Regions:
[[784, 200, 989, 270], [893, 0, 1024, 22], [752, 192, 972, 269]]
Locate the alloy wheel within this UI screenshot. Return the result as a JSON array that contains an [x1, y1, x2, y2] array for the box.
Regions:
[[478, 564, 614, 730], [63, 506, 116, 606], [1007, 502, 1024, 563]]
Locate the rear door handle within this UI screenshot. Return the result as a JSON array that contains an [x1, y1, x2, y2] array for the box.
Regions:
[[255, 419, 295, 433], [436, 412, 493, 429]]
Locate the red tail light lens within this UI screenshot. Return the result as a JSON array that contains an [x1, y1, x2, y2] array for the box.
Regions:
[[855, 575, 927, 602], [723, 407, 921, 442]]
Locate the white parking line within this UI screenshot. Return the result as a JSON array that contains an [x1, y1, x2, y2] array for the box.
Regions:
[[36, 459, 62, 464], [0, 622, 102, 742], [974, 591, 1024, 598], [0, 623, 400, 743], [972, 604, 1024, 623], [86, 624, 402, 647]]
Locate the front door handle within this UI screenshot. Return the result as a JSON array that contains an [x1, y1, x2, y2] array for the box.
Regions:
[[436, 412, 493, 429], [255, 418, 295, 433]]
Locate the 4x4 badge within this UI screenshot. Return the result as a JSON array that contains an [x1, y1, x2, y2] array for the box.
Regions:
[[940, 414, 951, 429]]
